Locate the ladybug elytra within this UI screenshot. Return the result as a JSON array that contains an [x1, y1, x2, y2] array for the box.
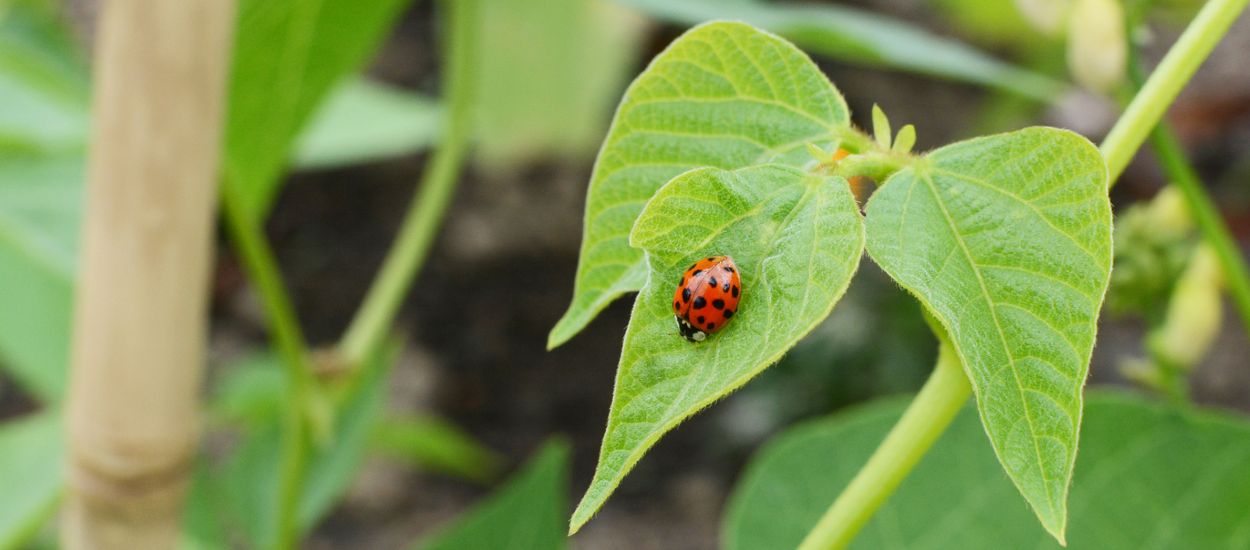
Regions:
[[672, 255, 741, 342]]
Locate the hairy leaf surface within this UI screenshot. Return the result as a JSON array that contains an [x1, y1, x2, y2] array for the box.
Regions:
[[864, 127, 1112, 541], [570, 164, 864, 531], [549, 21, 851, 348]]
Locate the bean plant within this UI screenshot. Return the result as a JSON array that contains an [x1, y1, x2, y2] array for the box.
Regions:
[[551, 0, 1250, 546]]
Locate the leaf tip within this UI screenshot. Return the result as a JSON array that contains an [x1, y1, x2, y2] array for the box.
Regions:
[[567, 499, 596, 536], [547, 302, 592, 350], [871, 103, 891, 149], [546, 327, 567, 351], [893, 124, 917, 154], [1040, 505, 1069, 546]]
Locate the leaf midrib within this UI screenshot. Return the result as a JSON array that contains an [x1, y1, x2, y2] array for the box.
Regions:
[[588, 175, 840, 522], [917, 169, 1058, 522]]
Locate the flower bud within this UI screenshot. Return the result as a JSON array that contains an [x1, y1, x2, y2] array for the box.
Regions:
[[1066, 0, 1127, 94], [1015, 0, 1071, 36], [1148, 244, 1223, 370]]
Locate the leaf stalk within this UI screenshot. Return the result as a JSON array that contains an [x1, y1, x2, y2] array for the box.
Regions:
[[796, 332, 972, 550], [339, 0, 478, 368], [1100, 0, 1249, 183]]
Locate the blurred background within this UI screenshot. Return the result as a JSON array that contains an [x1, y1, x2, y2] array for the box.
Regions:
[[1, 0, 1248, 548]]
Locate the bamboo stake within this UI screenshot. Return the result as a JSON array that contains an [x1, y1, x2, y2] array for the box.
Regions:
[[63, 1, 234, 548]]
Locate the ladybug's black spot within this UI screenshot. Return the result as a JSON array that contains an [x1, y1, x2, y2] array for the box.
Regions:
[[723, 309, 735, 318], [709, 277, 718, 288], [707, 322, 716, 330], [732, 286, 740, 297], [693, 296, 706, 309], [723, 282, 730, 292], [725, 266, 735, 273], [674, 301, 680, 310], [692, 269, 703, 277], [707, 256, 715, 261], [697, 315, 705, 324], [712, 299, 725, 310], [682, 288, 691, 302]]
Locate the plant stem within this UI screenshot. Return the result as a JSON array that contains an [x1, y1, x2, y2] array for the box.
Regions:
[[1099, 0, 1249, 184], [1148, 126, 1250, 340], [220, 183, 314, 550], [339, 0, 478, 367], [62, 1, 233, 547], [221, 186, 313, 400], [797, 337, 972, 550]]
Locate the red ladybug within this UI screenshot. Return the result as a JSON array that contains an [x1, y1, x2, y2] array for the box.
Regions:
[[672, 255, 741, 342]]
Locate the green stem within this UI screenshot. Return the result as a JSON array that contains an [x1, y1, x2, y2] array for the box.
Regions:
[[338, 0, 477, 367], [220, 182, 313, 550], [1148, 126, 1250, 340], [797, 336, 972, 550], [1100, 0, 1248, 184]]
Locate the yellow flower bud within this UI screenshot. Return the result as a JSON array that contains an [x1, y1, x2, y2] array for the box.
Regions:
[[1015, 0, 1071, 36], [1145, 185, 1193, 239], [1066, 0, 1127, 94], [1149, 244, 1223, 370]]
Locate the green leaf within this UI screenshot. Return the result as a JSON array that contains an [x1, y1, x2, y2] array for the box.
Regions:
[[0, 1, 89, 151], [0, 4, 87, 402], [194, 346, 397, 547], [372, 414, 504, 484], [617, 0, 1065, 100], [570, 164, 865, 532], [223, 0, 409, 221], [724, 392, 1250, 549], [864, 127, 1112, 541], [0, 152, 80, 402], [472, 0, 643, 167], [871, 104, 891, 149], [893, 124, 916, 154], [549, 21, 851, 348], [416, 440, 570, 550], [293, 78, 441, 170], [0, 413, 63, 550], [0, 0, 412, 402]]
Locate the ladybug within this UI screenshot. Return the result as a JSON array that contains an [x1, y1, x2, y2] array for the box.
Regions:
[[672, 255, 741, 342]]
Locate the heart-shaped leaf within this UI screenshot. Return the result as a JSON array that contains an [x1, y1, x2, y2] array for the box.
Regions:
[[725, 392, 1250, 549], [548, 21, 851, 348], [864, 127, 1112, 542], [569, 164, 864, 532]]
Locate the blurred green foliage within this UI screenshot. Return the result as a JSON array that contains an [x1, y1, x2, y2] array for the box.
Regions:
[[294, 79, 441, 170], [416, 440, 569, 550], [726, 391, 1250, 549], [372, 414, 504, 485], [473, 0, 643, 168], [1107, 187, 1197, 321], [0, 412, 61, 550], [0, 0, 84, 402], [187, 347, 398, 547], [221, 0, 411, 221], [618, 0, 1066, 100]]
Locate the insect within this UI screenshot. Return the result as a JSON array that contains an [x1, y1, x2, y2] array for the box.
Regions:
[[672, 255, 741, 342]]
